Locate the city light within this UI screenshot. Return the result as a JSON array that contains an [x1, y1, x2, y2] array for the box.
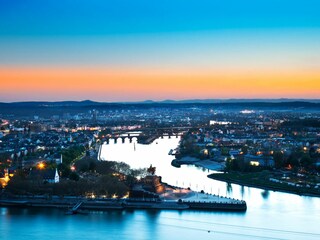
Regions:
[[250, 161, 260, 166], [0, 172, 10, 188], [122, 192, 130, 199], [37, 162, 45, 170], [240, 110, 255, 114]]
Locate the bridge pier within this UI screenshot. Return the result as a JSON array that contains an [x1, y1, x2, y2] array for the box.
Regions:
[[100, 129, 186, 145]]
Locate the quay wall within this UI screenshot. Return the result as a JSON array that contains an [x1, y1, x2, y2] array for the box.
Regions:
[[182, 200, 247, 211], [0, 196, 247, 212]]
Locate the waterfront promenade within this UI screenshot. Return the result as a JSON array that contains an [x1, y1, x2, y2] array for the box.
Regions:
[[0, 186, 246, 212], [161, 185, 241, 204]]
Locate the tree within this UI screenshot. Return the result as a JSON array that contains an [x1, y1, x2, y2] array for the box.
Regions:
[[69, 172, 80, 181], [273, 151, 285, 169], [221, 147, 230, 156], [300, 154, 314, 169], [241, 146, 249, 155], [287, 151, 301, 168], [61, 145, 85, 166], [225, 157, 234, 171], [58, 163, 71, 178], [75, 157, 98, 172], [95, 161, 115, 175], [113, 162, 131, 175], [96, 175, 128, 197]]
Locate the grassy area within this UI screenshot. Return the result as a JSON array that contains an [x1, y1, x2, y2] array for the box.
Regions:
[[208, 172, 320, 197]]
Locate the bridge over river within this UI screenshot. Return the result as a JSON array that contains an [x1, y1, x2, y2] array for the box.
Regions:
[[98, 127, 189, 145]]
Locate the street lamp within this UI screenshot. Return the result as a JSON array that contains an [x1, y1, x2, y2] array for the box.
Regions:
[[37, 162, 45, 170]]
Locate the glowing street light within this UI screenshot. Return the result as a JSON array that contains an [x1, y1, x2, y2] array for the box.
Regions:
[[37, 162, 45, 170]]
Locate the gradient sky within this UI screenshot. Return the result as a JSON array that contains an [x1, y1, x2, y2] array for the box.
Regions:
[[0, 0, 319, 102]]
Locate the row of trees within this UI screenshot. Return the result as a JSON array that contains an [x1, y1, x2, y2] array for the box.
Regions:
[[61, 145, 86, 166], [6, 172, 129, 197], [6, 154, 147, 197], [178, 132, 202, 158]]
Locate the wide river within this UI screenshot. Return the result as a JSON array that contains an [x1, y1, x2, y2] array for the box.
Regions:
[[1, 137, 320, 240]]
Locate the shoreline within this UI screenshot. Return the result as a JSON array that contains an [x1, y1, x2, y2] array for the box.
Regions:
[[173, 155, 320, 198], [208, 173, 320, 198], [0, 184, 247, 212], [0, 195, 247, 212]]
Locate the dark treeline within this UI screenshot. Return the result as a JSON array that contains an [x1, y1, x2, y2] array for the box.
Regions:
[[282, 119, 320, 128], [6, 158, 147, 197]]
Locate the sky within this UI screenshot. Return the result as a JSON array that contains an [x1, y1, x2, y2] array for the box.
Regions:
[[0, 0, 319, 102]]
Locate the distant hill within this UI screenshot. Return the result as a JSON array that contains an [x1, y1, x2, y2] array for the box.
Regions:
[[151, 99, 320, 104], [1, 99, 320, 108], [1, 99, 320, 106], [129, 99, 320, 104], [0, 100, 102, 107], [0, 99, 319, 118]]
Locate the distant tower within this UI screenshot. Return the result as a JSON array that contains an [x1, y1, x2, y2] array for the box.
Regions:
[[92, 109, 97, 122]]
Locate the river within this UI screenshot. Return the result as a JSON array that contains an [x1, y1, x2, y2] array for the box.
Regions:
[[1, 137, 320, 240]]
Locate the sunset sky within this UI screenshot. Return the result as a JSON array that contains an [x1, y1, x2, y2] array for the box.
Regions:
[[0, 0, 319, 102]]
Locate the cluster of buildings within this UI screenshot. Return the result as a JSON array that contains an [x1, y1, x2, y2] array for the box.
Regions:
[[182, 111, 320, 169], [1, 107, 320, 189], [0, 118, 97, 185]]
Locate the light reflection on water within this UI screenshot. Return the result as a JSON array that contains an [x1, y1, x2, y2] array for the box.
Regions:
[[1, 137, 320, 240], [100, 137, 320, 238]]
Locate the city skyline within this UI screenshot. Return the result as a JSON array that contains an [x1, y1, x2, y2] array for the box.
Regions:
[[1, 0, 320, 101]]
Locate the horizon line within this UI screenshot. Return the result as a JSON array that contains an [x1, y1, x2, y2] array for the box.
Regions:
[[1, 98, 320, 104]]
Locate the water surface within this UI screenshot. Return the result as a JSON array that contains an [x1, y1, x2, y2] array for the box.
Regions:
[[1, 137, 320, 240]]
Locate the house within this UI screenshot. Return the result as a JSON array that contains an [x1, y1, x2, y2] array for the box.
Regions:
[[244, 154, 275, 167]]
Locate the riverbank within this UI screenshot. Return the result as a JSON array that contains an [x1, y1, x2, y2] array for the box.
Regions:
[[0, 194, 246, 212], [0, 183, 247, 212], [208, 172, 320, 197]]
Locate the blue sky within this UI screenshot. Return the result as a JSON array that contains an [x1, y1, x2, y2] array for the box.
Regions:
[[1, 0, 319, 36], [0, 0, 319, 68], [0, 0, 319, 101]]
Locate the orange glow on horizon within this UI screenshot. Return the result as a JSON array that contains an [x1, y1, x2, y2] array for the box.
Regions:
[[1, 67, 319, 101]]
